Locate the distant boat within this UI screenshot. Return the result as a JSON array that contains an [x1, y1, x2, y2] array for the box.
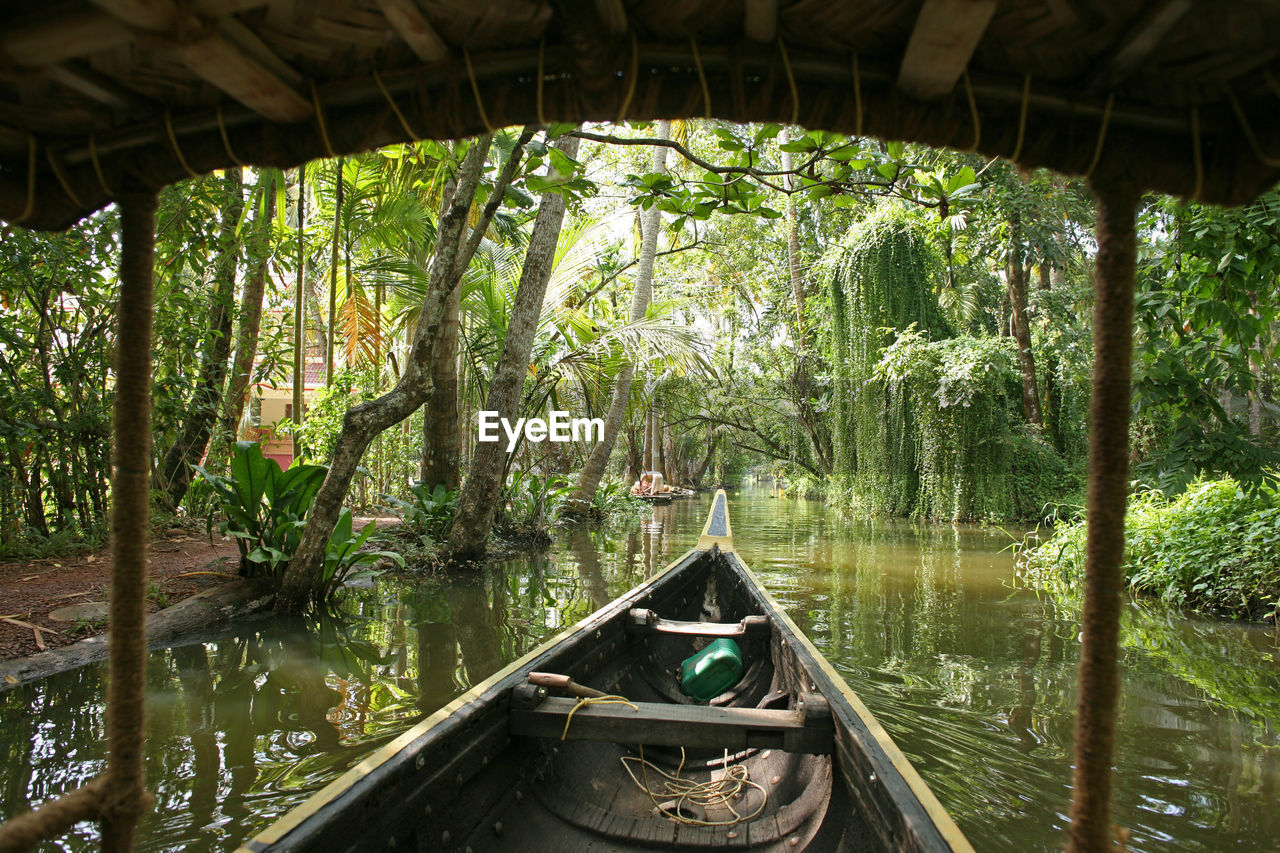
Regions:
[[241, 491, 973, 852]]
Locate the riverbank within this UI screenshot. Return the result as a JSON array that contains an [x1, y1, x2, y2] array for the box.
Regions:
[[0, 526, 241, 662], [1017, 477, 1280, 621]]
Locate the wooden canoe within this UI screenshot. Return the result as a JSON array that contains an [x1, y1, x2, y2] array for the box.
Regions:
[[240, 491, 973, 852]]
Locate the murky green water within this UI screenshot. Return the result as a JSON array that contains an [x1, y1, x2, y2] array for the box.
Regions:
[[3, 490, 1278, 851]]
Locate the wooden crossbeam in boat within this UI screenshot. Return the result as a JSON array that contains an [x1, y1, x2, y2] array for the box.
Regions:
[[510, 694, 833, 754], [626, 608, 770, 639]]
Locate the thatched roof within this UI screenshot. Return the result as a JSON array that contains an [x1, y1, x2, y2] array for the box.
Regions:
[[3, 0, 1280, 230]]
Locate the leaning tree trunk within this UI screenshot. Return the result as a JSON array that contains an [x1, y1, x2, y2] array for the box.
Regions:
[[1067, 179, 1138, 853], [158, 168, 244, 506], [276, 136, 494, 610], [573, 120, 670, 503], [1007, 212, 1042, 426], [447, 135, 580, 561], [218, 176, 275, 452]]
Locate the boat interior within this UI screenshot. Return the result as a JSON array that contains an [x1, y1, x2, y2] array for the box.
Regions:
[[392, 548, 861, 852]]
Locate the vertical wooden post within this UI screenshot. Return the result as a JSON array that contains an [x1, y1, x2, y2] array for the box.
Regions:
[[293, 166, 306, 461], [1068, 179, 1138, 853], [102, 190, 158, 850]]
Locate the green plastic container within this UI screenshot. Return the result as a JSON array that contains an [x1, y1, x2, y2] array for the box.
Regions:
[[678, 638, 744, 702]]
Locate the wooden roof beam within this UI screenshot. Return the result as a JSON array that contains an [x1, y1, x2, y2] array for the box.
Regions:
[[218, 15, 305, 89], [2, 1, 270, 68], [375, 0, 449, 63], [1095, 0, 1192, 88], [89, 0, 179, 30], [592, 0, 628, 35], [744, 0, 778, 42], [897, 0, 998, 100], [45, 62, 152, 111], [174, 35, 312, 122], [1, 10, 134, 67], [89, 0, 311, 123]]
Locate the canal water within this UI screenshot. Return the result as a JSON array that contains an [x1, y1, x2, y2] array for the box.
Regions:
[[2, 490, 1277, 851]]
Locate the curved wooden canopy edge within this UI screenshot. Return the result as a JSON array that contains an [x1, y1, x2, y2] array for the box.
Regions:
[[3, 8, 1280, 230]]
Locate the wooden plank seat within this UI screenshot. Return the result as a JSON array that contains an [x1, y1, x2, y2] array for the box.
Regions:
[[509, 690, 834, 754], [625, 608, 771, 638]]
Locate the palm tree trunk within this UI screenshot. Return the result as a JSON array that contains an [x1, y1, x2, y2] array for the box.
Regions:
[[1038, 260, 1065, 452], [573, 120, 671, 503], [779, 127, 807, 331], [158, 168, 244, 506], [328, 157, 344, 385], [447, 136, 580, 561], [276, 136, 493, 610], [657, 409, 668, 480], [642, 408, 653, 472], [692, 431, 716, 488], [1067, 179, 1138, 853], [420, 132, 534, 492]]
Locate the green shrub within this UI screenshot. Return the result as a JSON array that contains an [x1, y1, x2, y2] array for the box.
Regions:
[[320, 509, 404, 599], [197, 441, 328, 581], [199, 441, 401, 596], [381, 482, 458, 539], [589, 481, 645, 517], [499, 470, 573, 536], [1006, 430, 1075, 523], [1018, 476, 1280, 618]]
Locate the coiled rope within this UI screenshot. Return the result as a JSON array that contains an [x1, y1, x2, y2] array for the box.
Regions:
[[559, 694, 769, 827]]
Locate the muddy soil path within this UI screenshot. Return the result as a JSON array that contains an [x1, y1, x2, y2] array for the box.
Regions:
[[0, 528, 240, 662]]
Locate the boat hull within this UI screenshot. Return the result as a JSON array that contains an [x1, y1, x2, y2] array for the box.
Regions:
[[241, 493, 971, 853]]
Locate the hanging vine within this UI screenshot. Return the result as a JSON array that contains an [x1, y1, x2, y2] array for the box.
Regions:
[[823, 206, 950, 515]]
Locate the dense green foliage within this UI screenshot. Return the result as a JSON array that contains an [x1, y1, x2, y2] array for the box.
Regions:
[[0, 217, 118, 553], [877, 330, 1060, 520], [825, 208, 951, 515], [1, 119, 1275, 610], [1019, 477, 1280, 618], [1132, 193, 1280, 495], [199, 441, 403, 592]]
